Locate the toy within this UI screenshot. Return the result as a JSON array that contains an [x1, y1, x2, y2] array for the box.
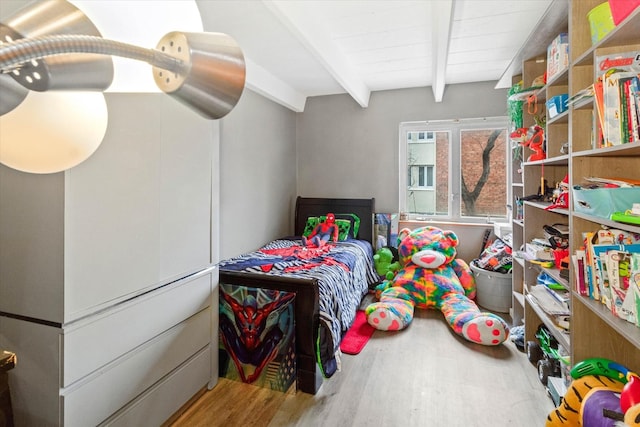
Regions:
[[302, 212, 339, 248], [510, 125, 546, 162], [546, 175, 569, 210], [546, 358, 640, 426], [365, 226, 509, 346], [373, 246, 400, 281], [526, 324, 569, 386]]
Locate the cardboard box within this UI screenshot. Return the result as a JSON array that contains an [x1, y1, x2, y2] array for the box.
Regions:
[[547, 33, 569, 81], [526, 242, 554, 261], [547, 94, 568, 119]]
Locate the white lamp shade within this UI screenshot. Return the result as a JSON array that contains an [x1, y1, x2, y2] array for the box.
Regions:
[[0, 91, 108, 173]]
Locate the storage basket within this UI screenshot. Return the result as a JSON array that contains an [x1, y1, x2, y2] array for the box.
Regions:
[[572, 187, 640, 219], [588, 2, 616, 45], [470, 261, 512, 313]]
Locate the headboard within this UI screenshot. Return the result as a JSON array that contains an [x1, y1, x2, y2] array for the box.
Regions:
[[294, 196, 376, 246]]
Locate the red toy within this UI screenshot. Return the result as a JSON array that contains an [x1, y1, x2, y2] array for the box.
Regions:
[[511, 125, 546, 161], [302, 213, 340, 248], [545, 174, 569, 210]]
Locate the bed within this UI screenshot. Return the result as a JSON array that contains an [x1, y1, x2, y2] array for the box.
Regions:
[[217, 197, 378, 394]]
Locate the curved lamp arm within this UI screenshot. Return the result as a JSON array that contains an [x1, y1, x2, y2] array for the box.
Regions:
[[0, 34, 186, 75], [0, 32, 246, 120]]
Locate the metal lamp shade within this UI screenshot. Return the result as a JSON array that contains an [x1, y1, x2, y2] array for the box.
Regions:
[[0, 0, 113, 92], [0, 73, 28, 116], [153, 32, 246, 120]]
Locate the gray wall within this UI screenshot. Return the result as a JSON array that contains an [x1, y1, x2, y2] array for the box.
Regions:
[[219, 89, 297, 259], [296, 82, 509, 213]]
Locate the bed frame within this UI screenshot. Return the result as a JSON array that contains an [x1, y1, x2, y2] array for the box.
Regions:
[[218, 196, 375, 394]]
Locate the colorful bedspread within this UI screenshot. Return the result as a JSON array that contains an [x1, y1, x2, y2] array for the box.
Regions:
[[218, 238, 378, 377]]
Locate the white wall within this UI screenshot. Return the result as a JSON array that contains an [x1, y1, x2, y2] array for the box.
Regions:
[[219, 89, 298, 259]]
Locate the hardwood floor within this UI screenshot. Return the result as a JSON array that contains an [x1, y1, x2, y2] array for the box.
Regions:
[[170, 309, 555, 427]]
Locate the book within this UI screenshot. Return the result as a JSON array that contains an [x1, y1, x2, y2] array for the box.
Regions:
[[605, 249, 633, 320], [529, 285, 570, 316], [629, 76, 640, 143], [619, 76, 633, 143], [573, 250, 588, 296], [583, 227, 640, 303], [625, 253, 640, 326], [603, 70, 635, 146], [583, 231, 597, 299], [594, 51, 640, 147], [593, 80, 606, 147]]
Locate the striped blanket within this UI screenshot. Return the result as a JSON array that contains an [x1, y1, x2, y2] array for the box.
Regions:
[[218, 238, 378, 377]]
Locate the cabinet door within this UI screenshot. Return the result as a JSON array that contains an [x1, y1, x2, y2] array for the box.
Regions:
[[0, 169, 65, 322], [65, 94, 214, 321]]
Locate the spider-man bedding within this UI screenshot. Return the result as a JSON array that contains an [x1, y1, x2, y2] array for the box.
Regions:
[[218, 237, 378, 384]]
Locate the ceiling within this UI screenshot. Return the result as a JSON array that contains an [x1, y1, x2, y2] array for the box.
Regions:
[[196, 0, 556, 112]]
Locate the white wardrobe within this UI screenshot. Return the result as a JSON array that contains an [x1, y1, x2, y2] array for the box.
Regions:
[[0, 94, 221, 426]]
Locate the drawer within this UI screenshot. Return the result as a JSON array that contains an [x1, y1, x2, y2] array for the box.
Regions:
[[63, 272, 212, 387], [100, 346, 210, 426], [61, 307, 211, 427]]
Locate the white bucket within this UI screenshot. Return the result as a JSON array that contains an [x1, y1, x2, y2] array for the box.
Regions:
[[470, 262, 512, 313]]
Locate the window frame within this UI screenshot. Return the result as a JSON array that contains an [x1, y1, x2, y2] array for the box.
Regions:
[[399, 116, 510, 223]]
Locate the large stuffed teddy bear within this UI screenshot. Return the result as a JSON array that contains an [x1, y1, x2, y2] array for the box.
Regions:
[[365, 226, 509, 346]]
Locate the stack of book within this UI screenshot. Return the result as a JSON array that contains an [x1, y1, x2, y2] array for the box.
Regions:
[[529, 271, 571, 330], [574, 228, 640, 327], [592, 51, 640, 148]]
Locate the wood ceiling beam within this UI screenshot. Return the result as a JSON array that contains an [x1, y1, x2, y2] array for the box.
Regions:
[[263, 0, 371, 108], [431, 0, 453, 102], [244, 57, 307, 112]]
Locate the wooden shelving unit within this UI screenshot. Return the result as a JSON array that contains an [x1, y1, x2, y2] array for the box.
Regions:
[[507, 0, 640, 376], [567, 0, 640, 373], [508, 0, 570, 349]]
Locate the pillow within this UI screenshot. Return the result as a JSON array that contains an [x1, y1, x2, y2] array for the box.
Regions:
[[335, 213, 360, 239], [302, 216, 352, 241], [302, 217, 320, 237]]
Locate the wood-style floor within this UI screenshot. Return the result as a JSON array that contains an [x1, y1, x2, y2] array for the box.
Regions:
[[170, 308, 555, 427]]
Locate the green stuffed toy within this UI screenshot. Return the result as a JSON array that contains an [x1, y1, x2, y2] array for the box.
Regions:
[[373, 246, 400, 281]]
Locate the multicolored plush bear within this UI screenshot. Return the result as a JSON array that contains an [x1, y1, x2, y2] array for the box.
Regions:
[[365, 226, 509, 346]]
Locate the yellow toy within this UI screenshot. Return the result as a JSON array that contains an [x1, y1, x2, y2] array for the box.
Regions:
[[546, 358, 640, 426]]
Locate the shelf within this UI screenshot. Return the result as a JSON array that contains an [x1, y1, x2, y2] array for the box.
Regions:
[[572, 212, 640, 234], [572, 141, 640, 158], [514, 291, 525, 308], [526, 293, 571, 350], [514, 255, 525, 267], [524, 200, 569, 216], [572, 97, 593, 111], [573, 8, 640, 67], [540, 266, 569, 290], [547, 67, 569, 86], [547, 111, 569, 124], [573, 294, 640, 350], [524, 154, 569, 166]]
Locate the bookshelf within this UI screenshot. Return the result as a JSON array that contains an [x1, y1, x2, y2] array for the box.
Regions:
[[506, 0, 570, 352], [568, 0, 640, 373], [506, 0, 640, 379]]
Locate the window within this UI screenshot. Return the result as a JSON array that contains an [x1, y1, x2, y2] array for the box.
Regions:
[[399, 117, 509, 221], [408, 131, 436, 143], [409, 165, 434, 188]]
